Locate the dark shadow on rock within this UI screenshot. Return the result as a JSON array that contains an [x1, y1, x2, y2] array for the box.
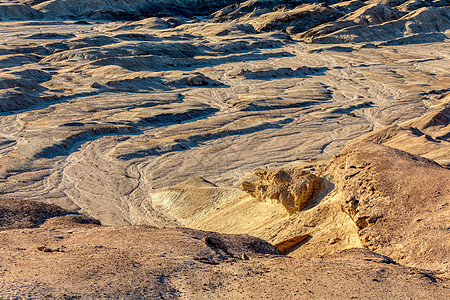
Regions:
[[230, 66, 329, 81], [0, 199, 99, 231], [331, 101, 373, 114], [303, 176, 335, 211], [308, 46, 356, 53], [379, 33, 447, 46], [239, 100, 324, 112], [118, 117, 294, 160]]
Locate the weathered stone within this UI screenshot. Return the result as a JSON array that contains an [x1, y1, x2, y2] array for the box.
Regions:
[[242, 169, 323, 214], [204, 236, 229, 254]]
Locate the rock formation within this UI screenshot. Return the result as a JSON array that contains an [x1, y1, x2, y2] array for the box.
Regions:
[[0, 0, 449, 298], [325, 142, 450, 273], [241, 168, 323, 214], [1, 139, 450, 297]]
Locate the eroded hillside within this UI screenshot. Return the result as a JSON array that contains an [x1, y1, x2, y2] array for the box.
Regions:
[[0, 0, 449, 298], [0, 0, 448, 225]]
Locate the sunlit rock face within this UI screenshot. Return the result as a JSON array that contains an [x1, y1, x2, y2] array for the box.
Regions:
[[241, 168, 324, 214]]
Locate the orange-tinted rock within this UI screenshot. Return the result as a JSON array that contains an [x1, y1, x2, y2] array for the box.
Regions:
[[242, 169, 323, 214]]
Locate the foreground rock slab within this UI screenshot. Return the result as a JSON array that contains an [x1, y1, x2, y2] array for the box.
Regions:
[[0, 217, 448, 299]]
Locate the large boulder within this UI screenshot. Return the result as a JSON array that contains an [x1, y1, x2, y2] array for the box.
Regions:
[[242, 168, 323, 214]]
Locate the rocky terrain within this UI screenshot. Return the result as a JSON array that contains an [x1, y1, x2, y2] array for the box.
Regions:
[[0, 0, 449, 298]]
